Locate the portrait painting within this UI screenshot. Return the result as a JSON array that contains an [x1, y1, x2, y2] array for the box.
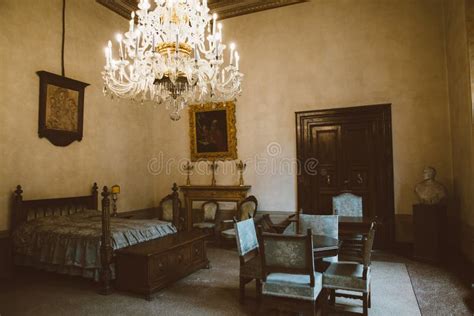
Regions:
[[37, 71, 89, 146], [189, 102, 237, 161]]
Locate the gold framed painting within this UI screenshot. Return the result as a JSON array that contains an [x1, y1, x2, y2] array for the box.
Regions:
[[189, 102, 237, 161], [37, 71, 89, 146]]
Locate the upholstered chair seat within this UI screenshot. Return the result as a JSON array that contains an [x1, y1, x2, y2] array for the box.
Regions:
[[193, 222, 216, 229], [263, 272, 322, 301], [221, 228, 236, 238], [258, 228, 320, 315], [323, 263, 370, 292]]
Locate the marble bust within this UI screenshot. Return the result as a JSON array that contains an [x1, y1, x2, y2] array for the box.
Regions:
[[415, 167, 447, 205]]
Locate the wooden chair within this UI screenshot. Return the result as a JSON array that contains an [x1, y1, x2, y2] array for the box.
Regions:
[[220, 195, 258, 241], [258, 228, 322, 316], [193, 200, 219, 238], [157, 184, 184, 231], [332, 192, 363, 217], [333, 192, 365, 262], [321, 222, 376, 316], [234, 218, 262, 302], [284, 214, 339, 264]]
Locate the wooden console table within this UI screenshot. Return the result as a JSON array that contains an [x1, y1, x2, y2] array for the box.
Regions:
[[180, 185, 251, 231]]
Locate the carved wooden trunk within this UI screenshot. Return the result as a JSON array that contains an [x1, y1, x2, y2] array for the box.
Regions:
[[116, 230, 209, 300]]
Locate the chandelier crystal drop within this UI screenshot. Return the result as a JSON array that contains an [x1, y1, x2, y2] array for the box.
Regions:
[[102, 0, 243, 120]]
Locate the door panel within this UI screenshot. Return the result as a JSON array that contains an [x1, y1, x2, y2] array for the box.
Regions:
[[296, 104, 394, 248]]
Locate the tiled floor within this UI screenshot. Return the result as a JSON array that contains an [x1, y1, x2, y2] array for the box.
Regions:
[[373, 251, 473, 315]]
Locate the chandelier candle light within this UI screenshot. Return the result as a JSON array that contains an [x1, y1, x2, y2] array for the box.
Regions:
[[102, 0, 243, 120]]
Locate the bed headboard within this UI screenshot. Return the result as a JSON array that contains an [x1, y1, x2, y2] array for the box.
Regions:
[[11, 183, 99, 231]]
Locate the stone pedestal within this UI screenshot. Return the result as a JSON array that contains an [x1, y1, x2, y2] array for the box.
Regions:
[[413, 204, 446, 263]]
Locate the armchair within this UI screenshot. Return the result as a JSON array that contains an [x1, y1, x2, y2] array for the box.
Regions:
[[322, 221, 376, 316], [193, 200, 219, 238], [332, 192, 363, 217], [283, 214, 339, 263], [220, 195, 258, 241], [234, 218, 262, 302], [332, 191, 365, 262], [258, 228, 322, 315]]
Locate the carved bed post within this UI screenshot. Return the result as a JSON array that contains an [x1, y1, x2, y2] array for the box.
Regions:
[[171, 183, 180, 231], [91, 183, 99, 209], [99, 186, 113, 295], [12, 185, 24, 231]]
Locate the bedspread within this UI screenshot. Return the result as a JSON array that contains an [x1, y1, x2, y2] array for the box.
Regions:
[[12, 210, 177, 280]]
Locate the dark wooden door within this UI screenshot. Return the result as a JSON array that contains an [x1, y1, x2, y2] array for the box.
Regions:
[[296, 104, 394, 248]]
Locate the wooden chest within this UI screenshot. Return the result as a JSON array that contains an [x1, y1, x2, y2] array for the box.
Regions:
[[116, 230, 209, 300]]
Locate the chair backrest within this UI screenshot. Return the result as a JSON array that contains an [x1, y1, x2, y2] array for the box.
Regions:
[[332, 192, 363, 217], [234, 218, 259, 257], [362, 222, 377, 267], [299, 214, 338, 238], [202, 200, 219, 222], [239, 195, 258, 221], [258, 228, 315, 286]]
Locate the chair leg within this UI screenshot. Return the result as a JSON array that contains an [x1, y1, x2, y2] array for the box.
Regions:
[[321, 288, 328, 315], [311, 300, 317, 316], [256, 279, 262, 301], [362, 292, 368, 316], [368, 283, 372, 308], [239, 277, 246, 303], [329, 289, 336, 306]]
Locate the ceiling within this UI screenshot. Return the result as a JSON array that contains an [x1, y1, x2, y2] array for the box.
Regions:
[[97, 0, 308, 20]]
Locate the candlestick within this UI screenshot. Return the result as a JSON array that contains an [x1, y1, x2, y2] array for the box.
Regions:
[[235, 52, 240, 70], [184, 161, 194, 185], [194, 44, 199, 61], [210, 161, 219, 186], [108, 40, 113, 61], [176, 33, 179, 55], [236, 160, 247, 186], [130, 12, 135, 33], [229, 43, 235, 65], [212, 13, 217, 35], [116, 34, 123, 59]]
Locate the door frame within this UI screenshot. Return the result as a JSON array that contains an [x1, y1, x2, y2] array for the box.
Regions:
[[295, 103, 394, 247]]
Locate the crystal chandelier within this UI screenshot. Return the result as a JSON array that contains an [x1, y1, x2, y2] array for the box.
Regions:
[[102, 0, 243, 120]]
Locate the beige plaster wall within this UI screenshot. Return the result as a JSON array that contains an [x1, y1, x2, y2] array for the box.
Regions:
[[446, 0, 474, 261], [153, 0, 454, 237], [0, 0, 158, 231]]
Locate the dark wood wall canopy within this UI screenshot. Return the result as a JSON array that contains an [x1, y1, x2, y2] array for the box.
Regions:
[[97, 0, 309, 20]]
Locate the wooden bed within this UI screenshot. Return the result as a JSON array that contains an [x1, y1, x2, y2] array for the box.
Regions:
[[11, 183, 181, 295]]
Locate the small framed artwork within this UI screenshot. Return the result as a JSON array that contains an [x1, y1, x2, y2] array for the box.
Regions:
[[37, 71, 89, 146], [189, 102, 237, 161]]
